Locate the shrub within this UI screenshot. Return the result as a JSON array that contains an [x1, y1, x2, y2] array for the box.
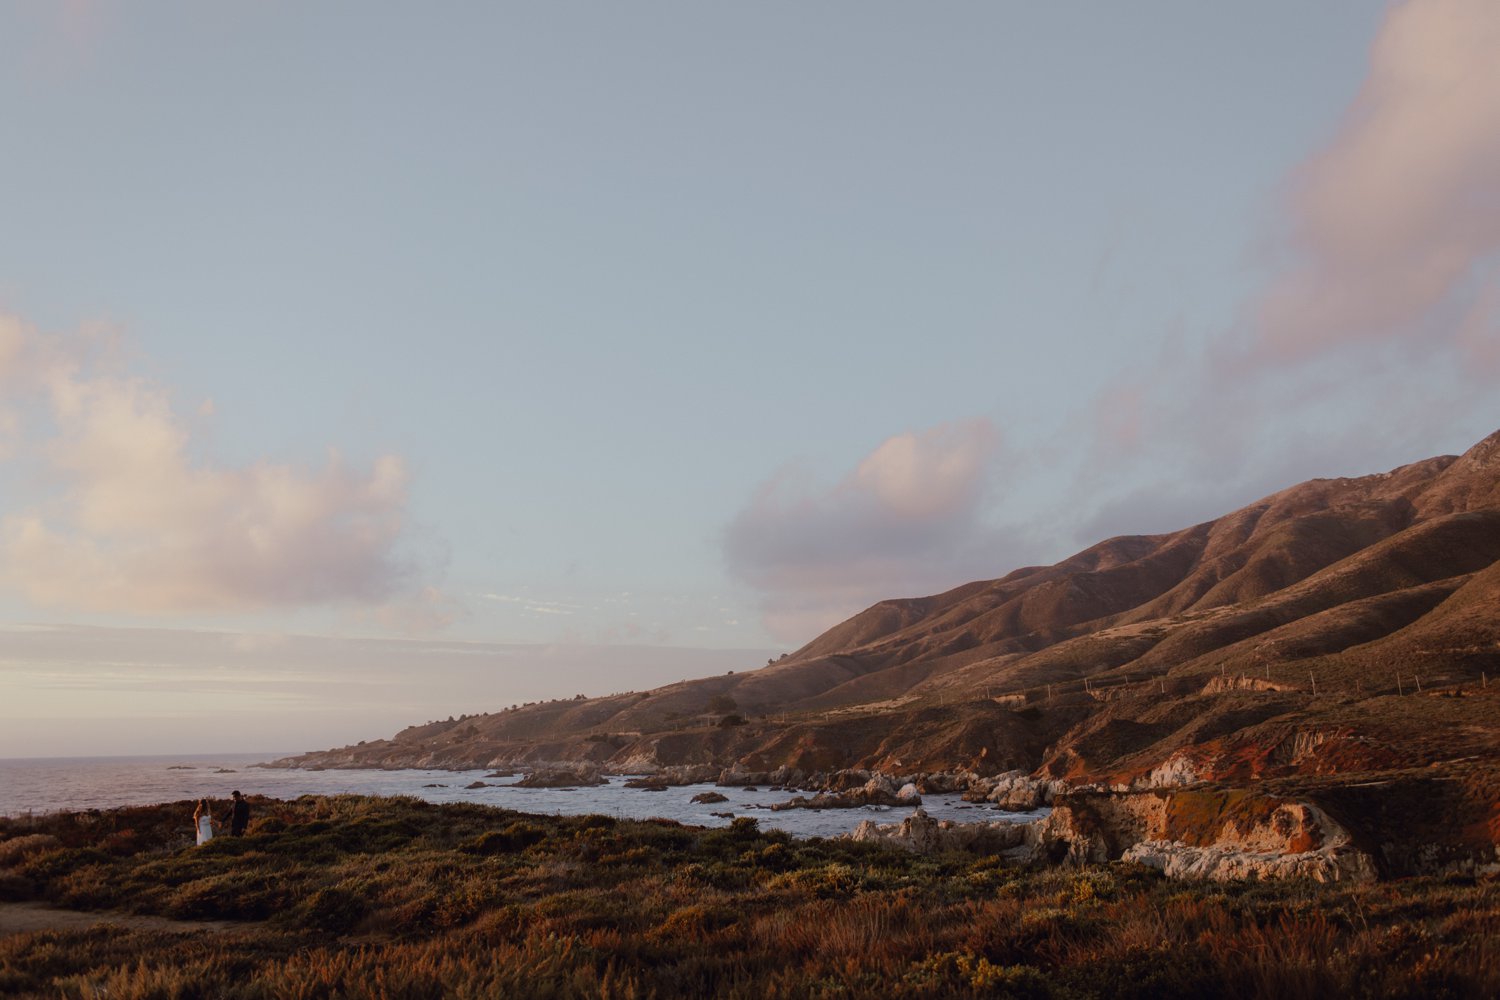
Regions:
[[0, 870, 34, 902], [167, 872, 285, 921], [909, 952, 1054, 998], [674, 861, 753, 890], [98, 829, 140, 857], [18, 847, 112, 886], [55, 863, 120, 910], [575, 814, 617, 832], [0, 834, 61, 866], [467, 822, 546, 855], [773, 863, 863, 899], [296, 886, 368, 935], [650, 904, 736, 943]]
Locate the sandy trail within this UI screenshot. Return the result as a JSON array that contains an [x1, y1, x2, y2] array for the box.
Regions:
[[0, 901, 249, 936]]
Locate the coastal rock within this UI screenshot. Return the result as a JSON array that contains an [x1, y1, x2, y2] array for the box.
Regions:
[[1122, 840, 1378, 882], [963, 770, 1065, 809], [691, 791, 729, 804], [718, 765, 807, 788], [1029, 789, 1380, 881], [769, 784, 919, 811], [847, 808, 1037, 855], [513, 767, 607, 788], [914, 772, 979, 795], [637, 764, 720, 786], [861, 807, 941, 853]]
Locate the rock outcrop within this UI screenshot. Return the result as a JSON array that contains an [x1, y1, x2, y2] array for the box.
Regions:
[[963, 770, 1068, 809], [512, 767, 607, 788], [1034, 788, 1378, 881], [770, 779, 921, 811], [853, 788, 1381, 883], [1120, 839, 1376, 882], [849, 807, 1041, 855]]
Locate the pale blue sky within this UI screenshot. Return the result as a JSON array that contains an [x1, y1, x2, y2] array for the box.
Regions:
[[2, 2, 1496, 755]]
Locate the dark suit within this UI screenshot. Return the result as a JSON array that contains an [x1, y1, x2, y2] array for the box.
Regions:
[[227, 797, 250, 836]]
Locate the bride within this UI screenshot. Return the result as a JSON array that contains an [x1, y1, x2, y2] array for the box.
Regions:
[[193, 799, 217, 846]]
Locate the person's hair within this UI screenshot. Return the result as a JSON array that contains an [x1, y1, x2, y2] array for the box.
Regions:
[[231, 790, 241, 797], [197, 798, 207, 809]]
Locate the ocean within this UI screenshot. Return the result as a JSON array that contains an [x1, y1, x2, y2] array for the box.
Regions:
[[0, 752, 1042, 839]]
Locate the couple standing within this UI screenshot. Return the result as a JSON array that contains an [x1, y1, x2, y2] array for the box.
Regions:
[[193, 790, 250, 846]]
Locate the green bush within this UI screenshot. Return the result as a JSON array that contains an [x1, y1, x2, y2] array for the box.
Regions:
[[296, 885, 368, 935], [466, 821, 546, 855], [0, 833, 61, 866]]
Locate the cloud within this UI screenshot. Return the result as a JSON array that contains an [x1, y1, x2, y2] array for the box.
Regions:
[[725, 418, 1026, 643], [1256, 0, 1500, 362], [0, 314, 430, 616], [1078, 0, 1500, 542]]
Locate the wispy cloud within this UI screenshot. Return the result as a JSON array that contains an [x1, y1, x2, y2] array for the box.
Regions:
[[725, 418, 1029, 643], [1078, 0, 1500, 542], [1256, 0, 1500, 365], [0, 314, 435, 617]]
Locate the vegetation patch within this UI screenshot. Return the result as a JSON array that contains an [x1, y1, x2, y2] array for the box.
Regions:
[[0, 795, 1497, 998]]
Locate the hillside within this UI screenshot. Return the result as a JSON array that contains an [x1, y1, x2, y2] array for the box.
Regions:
[[275, 431, 1500, 864]]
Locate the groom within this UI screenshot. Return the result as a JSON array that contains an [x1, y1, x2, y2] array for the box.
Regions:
[[223, 790, 251, 837]]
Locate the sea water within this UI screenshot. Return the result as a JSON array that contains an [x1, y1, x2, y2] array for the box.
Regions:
[[0, 753, 1044, 838]]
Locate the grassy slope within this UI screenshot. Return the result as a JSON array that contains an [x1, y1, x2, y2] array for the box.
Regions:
[[2, 796, 1498, 999]]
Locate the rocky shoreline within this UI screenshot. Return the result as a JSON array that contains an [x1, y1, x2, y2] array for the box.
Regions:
[[258, 755, 1499, 882]]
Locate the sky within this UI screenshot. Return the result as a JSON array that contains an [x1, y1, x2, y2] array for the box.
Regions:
[[2, 1, 1497, 756]]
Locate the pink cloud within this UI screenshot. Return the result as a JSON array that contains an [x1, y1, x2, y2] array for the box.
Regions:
[[724, 418, 1026, 643], [1257, 0, 1500, 360], [0, 314, 431, 616], [1455, 279, 1500, 373], [1093, 383, 1148, 453], [1075, 0, 1500, 541]]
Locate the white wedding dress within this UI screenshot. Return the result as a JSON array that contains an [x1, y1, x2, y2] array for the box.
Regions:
[[196, 815, 214, 846]]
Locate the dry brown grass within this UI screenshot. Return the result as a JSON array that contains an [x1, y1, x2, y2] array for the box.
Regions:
[[2, 796, 1497, 998]]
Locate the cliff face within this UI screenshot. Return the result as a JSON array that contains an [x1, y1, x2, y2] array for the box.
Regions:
[[275, 432, 1500, 877], [1050, 789, 1377, 882], [852, 778, 1498, 881]]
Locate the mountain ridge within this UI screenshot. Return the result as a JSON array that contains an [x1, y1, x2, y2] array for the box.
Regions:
[[275, 432, 1500, 863]]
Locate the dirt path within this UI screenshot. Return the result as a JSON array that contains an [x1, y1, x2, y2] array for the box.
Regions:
[[0, 901, 250, 937]]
